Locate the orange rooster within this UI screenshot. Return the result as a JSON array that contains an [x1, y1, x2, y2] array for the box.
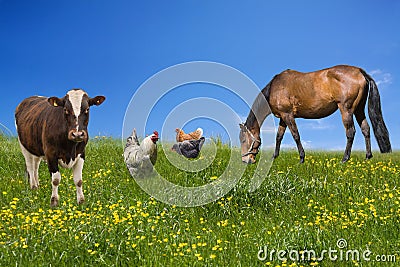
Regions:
[[175, 128, 203, 142]]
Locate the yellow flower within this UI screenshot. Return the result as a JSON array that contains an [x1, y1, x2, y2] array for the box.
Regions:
[[195, 253, 203, 260]]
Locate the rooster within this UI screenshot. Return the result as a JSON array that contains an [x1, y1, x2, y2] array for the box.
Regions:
[[171, 137, 205, 159], [124, 129, 158, 177], [175, 127, 203, 142]]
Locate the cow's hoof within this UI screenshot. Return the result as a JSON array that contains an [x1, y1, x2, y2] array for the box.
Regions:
[[50, 196, 59, 207], [77, 197, 85, 205]]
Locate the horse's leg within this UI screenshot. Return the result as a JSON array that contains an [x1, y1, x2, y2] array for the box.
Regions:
[[282, 114, 305, 163], [339, 107, 356, 163], [273, 118, 287, 159], [354, 108, 372, 159]]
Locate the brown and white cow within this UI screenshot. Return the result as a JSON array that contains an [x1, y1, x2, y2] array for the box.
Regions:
[[15, 89, 105, 207]]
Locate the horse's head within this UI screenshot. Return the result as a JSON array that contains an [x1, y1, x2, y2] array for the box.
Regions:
[[239, 123, 261, 164]]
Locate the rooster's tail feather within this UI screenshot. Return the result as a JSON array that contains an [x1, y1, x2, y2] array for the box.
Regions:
[[126, 128, 140, 146], [196, 128, 203, 138]]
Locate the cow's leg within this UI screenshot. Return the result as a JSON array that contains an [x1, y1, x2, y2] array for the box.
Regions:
[[47, 159, 61, 207], [32, 156, 41, 188], [18, 139, 41, 189], [72, 156, 85, 205]]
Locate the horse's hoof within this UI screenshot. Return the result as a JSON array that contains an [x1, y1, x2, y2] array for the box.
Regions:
[[299, 158, 304, 164], [366, 154, 373, 160]]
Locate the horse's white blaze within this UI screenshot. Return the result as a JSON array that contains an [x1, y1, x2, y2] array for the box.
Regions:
[[67, 90, 85, 131]]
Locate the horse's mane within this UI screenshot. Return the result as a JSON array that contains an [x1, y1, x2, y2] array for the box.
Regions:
[[245, 75, 277, 129]]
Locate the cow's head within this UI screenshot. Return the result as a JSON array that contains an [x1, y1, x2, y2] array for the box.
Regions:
[[48, 89, 105, 143]]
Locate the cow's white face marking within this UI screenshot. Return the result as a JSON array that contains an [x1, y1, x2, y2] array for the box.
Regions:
[[67, 90, 85, 131]]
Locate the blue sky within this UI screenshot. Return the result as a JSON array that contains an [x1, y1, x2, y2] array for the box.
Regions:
[[1, 1, 399, 150]]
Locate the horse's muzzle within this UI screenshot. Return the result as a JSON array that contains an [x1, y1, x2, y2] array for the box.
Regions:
[[242, 155, 256, 164]]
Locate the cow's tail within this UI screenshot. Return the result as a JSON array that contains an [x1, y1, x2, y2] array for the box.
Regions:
[[360, 69, 392, 153]]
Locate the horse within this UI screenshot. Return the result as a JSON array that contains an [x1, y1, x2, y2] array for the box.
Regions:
[[239, 65, 391, 164]]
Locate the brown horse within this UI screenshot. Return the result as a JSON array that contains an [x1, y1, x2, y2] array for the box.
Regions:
[[240, 65, 391, 164]]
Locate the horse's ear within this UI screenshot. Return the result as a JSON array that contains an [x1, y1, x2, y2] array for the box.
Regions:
[[239, 123, 245, 129]]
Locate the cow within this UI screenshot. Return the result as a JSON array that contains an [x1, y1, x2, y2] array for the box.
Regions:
[[15, 89, 105, 207]]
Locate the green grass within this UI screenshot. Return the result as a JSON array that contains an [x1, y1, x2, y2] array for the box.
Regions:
[[0, 136, 399, 266]]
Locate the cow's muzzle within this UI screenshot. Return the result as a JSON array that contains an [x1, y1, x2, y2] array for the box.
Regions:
[[68, 130, 87, 142]]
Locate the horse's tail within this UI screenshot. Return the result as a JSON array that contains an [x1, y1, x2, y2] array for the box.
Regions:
[[361, 69, 392, 153]]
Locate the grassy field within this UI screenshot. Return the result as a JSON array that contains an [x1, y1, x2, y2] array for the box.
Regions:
[[0, 135, 399, 266]]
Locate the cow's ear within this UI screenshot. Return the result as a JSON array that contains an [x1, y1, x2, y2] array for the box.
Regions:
[[48, 97, 65, 107], [89, 96, 106, 106]]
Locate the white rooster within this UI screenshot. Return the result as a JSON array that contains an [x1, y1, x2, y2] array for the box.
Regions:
[[124, 129, 158, 178]]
